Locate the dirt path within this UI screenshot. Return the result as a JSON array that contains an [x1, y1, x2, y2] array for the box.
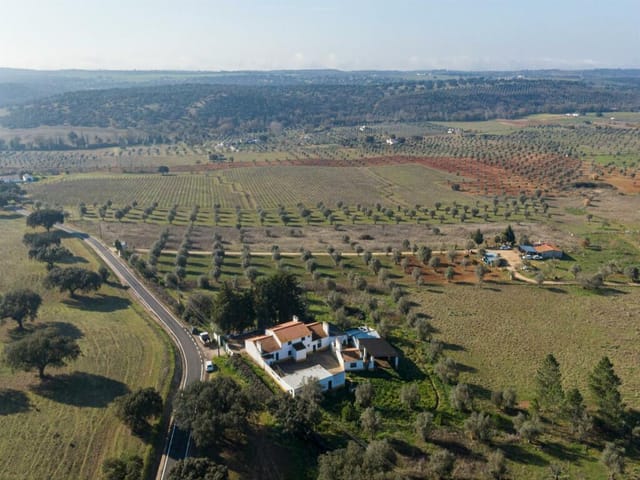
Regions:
[[135, 248, 417, 257]]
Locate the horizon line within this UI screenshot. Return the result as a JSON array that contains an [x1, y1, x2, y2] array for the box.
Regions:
[[2, 66, 640, 75]]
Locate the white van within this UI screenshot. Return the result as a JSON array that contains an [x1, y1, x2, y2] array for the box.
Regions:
[[205, 360, 215, 373]]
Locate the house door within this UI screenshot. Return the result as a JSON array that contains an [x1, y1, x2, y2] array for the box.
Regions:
[[328, 380, 332, 390], [313, 345, 316, 352]]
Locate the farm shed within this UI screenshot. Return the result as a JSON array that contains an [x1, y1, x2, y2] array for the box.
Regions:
[[356, 338, 399, 369], [483, 252, 501, 265], [519, 245, 537, 255], [534, 243, 563, 259]]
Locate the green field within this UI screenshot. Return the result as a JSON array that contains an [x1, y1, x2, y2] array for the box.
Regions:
[[411, 283, 640, 478], [25, 164, 465, 210], [414, 284, 640, 405], [0, 214, 174, 480]]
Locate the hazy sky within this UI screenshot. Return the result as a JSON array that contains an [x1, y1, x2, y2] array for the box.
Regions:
[[1, 0, 638, 71]]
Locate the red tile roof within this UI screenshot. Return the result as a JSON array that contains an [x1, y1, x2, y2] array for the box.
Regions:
[[341, 348, 362, 362], [270, 321, 311, 343], [534, 243, 561, 253], [307, 322, 328, 340], [247, 334, 280, 353]]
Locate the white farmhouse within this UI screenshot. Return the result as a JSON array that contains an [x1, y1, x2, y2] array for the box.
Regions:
[[245, 317, 340, 365], [245, 319, 399, 396]]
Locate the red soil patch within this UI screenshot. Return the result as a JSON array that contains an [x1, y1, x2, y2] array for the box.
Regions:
[[171, 154, 585, 196], [579, 163, 640, 194], [598, 173, 640, 194]]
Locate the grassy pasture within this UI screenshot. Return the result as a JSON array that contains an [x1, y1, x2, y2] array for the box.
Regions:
[[0, 214, 173, 480], [411, 282, 640, 479], [413, 283, 640, 406]]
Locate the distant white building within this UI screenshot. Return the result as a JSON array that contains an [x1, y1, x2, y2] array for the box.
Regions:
[[0, 173, 34, 183], [386, 138, 398, 145]]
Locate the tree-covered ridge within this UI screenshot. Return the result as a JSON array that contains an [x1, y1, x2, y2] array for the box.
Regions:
[[3, 78, 639, 138]]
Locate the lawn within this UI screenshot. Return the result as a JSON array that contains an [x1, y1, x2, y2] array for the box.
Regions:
[[0, 214, 174, 480]]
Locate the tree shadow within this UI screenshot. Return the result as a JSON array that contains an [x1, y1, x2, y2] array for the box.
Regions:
[[36, 321, 85, 339], [442, 342, 466, 352], [388, 437, 426, 459], [45, 321, 85, 339], [493, 414, 516, 434], [396, 355, 427, 382], [6, 321, 84, 341], [62, 294, 131, 312], [482, 286, 502, 292], [546, 287, 568, 294], [598, 287, 628, 296], [0, 389, 31, 415], [59, 255, 89, 265], [501, 443, 549, 466], [431, 438, 473, 457], [467, 382, 492, 401], [31, 371, 129, 407], [542, 440, 589, 463], [55, 231, 76, 240], [456, 363, 478, 374], [0, 213, 23, 220]]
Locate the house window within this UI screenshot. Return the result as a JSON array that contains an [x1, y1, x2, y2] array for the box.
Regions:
[[288, 341, 292, 345], [288, 350, 292, 356], [350, 362, 357, 368]]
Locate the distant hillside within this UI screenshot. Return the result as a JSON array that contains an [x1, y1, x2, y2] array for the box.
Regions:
[[1, 69, 639, 147]]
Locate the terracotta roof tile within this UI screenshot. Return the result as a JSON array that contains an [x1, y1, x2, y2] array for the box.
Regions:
[[247, 334, 280, 353], [271, 322, 311, 343], [341, 348, 362, 362], [534, 244, 561, 253], [307, 322, 328, 340]]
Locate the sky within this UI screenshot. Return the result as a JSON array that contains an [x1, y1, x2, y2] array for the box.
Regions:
[[1, 0, 639, 71]]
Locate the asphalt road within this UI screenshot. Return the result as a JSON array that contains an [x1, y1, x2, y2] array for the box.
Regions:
[[49, 222, 203, 479]]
